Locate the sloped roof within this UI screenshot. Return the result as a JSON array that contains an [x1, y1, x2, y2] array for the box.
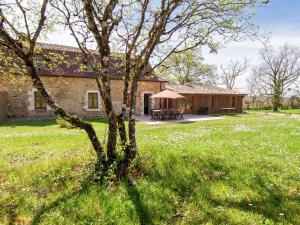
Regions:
[[31, 43, 163, 82], [166, 84, 247, 95], [37, 43, 85, 53]]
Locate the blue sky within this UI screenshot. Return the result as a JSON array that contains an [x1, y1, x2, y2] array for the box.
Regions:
[[203, 0, 300, 89]]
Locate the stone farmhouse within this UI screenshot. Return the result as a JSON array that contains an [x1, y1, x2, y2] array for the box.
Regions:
[[0, 43, 246, 120]]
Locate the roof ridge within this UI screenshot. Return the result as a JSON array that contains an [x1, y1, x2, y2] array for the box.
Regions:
[[36, 42, 90, 53], [36, 43, 125, 57], [166, 83, 247, 95]]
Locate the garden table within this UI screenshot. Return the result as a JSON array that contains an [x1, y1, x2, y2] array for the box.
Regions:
[[220, 107, 236, 114]]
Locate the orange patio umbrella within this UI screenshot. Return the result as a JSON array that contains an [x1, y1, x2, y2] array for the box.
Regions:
[[150, 90, 185, 109]]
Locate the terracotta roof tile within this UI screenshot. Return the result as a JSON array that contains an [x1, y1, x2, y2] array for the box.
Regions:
[[37, 43, 85, 53], [166, 84, 247, 95], [33, 43, 163, 82]]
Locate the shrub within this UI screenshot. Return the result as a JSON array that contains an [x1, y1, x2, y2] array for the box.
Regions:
[[281, 105, 289, 110], [263, 106, 272, 110], [56, 117, 76, 129]]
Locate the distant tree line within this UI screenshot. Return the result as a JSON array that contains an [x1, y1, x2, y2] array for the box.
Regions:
[[161, 44, 300, 112], [247, 44, 300, 112]]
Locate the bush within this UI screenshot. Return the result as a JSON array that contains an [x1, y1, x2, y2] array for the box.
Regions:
[[56, 117, 76, 129], [291, 106, 300, 109], [281, 105, 289, 110], [263, 106, 272, 110]]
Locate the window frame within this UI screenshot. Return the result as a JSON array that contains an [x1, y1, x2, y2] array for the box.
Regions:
[[34, 91, 47, 110], [88, 92, 99, 109]]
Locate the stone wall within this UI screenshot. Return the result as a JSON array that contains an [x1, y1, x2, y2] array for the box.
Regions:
[[0, 75, 163, 118]]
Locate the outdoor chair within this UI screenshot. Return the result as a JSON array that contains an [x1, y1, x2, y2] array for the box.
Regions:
[[174, 109, 184, 120], [167, 108, 176, 120], [151, 109, 161, 120], [159, 109, 168, 120]]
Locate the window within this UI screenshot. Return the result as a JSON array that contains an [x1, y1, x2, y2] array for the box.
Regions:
[[88, 92, 98, 109], [232, 97, 235, 107], [34, 91, 47, 109]]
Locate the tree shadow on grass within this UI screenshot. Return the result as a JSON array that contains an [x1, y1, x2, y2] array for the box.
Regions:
[[30, 179, 94, 225], [143, 155, 299, 224], [124, 177, 153, 225], [0, 119, 57, 127], [204, 175, 298, 224], [0, 117, 109, 127], [29, 175, 153, 225], [17, 155, 299, 224]]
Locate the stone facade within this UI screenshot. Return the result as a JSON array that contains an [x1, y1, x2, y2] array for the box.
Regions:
[[0, 75, 163, 119]]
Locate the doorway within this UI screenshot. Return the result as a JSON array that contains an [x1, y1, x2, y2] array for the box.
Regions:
[[184, 95, 194, 114], [143, 93, 152, 115]]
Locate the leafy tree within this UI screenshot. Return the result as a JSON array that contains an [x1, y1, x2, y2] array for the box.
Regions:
[[252, 44, 300, 112], [0, 1, 106, 166], [78, 0, 267, 168], [1, 0, 268, 175], [159, 50, 217, 85]]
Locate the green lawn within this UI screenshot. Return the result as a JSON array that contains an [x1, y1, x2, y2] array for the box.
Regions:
[[247, 108, 300, 115], [0, 114, 299, 224]]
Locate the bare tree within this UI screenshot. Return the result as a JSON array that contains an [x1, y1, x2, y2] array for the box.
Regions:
[[252, 44, 300, 112], [246, 77, 259, 109], [219, 59, 248, 89], [158, 49, 217, 85], [246, 73, 267, 109]]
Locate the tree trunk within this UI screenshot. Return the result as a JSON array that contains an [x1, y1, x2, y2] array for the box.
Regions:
[[106, 113, 118, 163], [117, 115, 128, 146], [273, 86, 281, 112], [95, 76, 118, 164], [117, 55, 132, 166], [25, 59, 105, 165], [127, 78, 139, 162], [273, 96, 280, 112]]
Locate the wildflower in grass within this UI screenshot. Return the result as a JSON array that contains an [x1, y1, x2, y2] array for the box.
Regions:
[[233, 124, 253, 132]]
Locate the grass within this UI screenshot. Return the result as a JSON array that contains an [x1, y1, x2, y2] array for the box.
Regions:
[[247, 108, 300, 115], [0, 114, 300, 224]]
